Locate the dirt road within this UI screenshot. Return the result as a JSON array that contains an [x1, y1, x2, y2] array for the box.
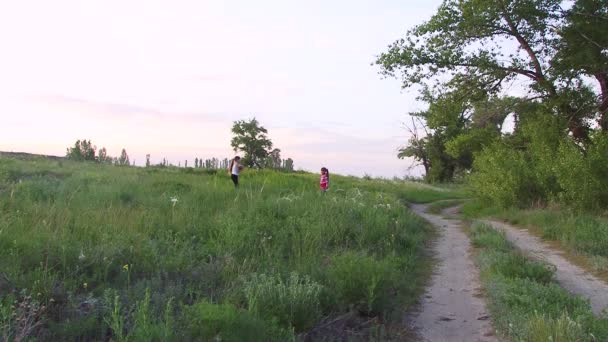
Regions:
[[485, 220, 608, 316], [408, 204, 496, 342]]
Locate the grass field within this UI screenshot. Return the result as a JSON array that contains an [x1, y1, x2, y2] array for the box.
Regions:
[[469, 223, 608, 341], [0, 156, 458, 340]]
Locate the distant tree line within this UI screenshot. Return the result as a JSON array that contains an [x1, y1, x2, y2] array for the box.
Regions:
[[66, 139, 130, 166], [66, 119, 296, 172]]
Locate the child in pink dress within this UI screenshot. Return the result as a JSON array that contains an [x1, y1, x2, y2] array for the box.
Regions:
[[320, 167, 329, 192]]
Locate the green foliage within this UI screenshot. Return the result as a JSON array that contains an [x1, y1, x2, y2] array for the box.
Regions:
[[117, 148, 130, 166], [471, 114, 608, 210], [379, 0, 608, 209], [98, 147, 112, 164], [469, 142, 538, 207], [183, 300, 292, 342], [66, 139, 97, 161], [231, 118, 274, 168], [244, 272, 322, 332], [377, 0, 563, 96], [326, 252, 400, 314], [554, 132, 608, 210]]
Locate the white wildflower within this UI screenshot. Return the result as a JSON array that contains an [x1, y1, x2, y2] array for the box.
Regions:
[[78, 250, 86, 261], [170, 196, 178, 207]]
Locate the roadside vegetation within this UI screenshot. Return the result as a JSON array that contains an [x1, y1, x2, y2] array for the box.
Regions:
[[469, 222, 608, 341], [0, 155, 459, 340], [463, 202, 608, 276]]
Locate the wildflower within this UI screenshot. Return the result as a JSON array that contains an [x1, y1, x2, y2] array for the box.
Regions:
[[83, 282, 88, 289], [170, 196, 178, 207], [78, 250, 86, 261]]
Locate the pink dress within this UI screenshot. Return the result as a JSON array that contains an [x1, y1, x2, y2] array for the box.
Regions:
[[320, 174, 329, 191]]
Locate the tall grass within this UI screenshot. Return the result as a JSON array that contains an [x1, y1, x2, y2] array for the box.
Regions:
[[0, 156, 447, 340], [469, 222, 608, 341]]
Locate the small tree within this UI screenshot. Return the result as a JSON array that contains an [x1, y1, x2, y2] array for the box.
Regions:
[[66, 139, 96, 161], [117, 149, 130, 166], [283, 158, 294, 172], [267, 148, 282, 169], [230, 118, 273, 168], [98, 147, 112, 164], [146, 154, 151, 167]]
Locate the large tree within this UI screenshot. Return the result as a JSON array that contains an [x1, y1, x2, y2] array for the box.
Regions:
[[230, 118, 274, 168], [379, 0, 608, 182], [376, 0, 607, 141], [553, 0, 608, 129]]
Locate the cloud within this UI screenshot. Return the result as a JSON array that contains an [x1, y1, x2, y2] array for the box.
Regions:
[[31, 93, 243, 124]]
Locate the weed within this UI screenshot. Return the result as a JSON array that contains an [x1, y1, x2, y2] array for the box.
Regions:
[[244, 272, 322, 332]]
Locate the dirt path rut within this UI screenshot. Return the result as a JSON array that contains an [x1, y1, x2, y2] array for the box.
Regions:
[[408, 204, 496, 342], [484, 220, 608, 316]]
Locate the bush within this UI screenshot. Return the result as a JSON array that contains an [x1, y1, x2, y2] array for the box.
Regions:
[[553, 132, 608, 210], [469, 142, 540, 208], [470, 114, 608, 211], [182, 300, 292, 342], [244, 272, 322, 332]]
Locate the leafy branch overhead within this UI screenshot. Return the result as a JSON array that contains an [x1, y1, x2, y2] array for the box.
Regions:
[[377, 0, 607, 136], [380, 0, 608, 209]]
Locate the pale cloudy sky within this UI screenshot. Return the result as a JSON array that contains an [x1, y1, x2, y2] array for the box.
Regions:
[[0, 0, 443, 177]]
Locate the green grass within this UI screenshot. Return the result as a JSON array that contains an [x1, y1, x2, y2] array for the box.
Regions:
[[469, 222, 608, 341], [426, 199, 466, 214], [462, 201, 608, 260], [0, 156, 452, 340]]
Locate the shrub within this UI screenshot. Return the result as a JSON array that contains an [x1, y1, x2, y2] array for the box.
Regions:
[[553, 132, 608, 210], [182, 300, 292, 342], [244, 272, 322, 332], [326, 252, 399, 315], [469, 142, 540, 208]]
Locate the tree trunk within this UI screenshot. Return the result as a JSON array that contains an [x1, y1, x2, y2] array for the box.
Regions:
[[596, 72, 608, 130]]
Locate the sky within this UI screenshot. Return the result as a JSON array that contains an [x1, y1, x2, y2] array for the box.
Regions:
[[0, 0, 444, 178]]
